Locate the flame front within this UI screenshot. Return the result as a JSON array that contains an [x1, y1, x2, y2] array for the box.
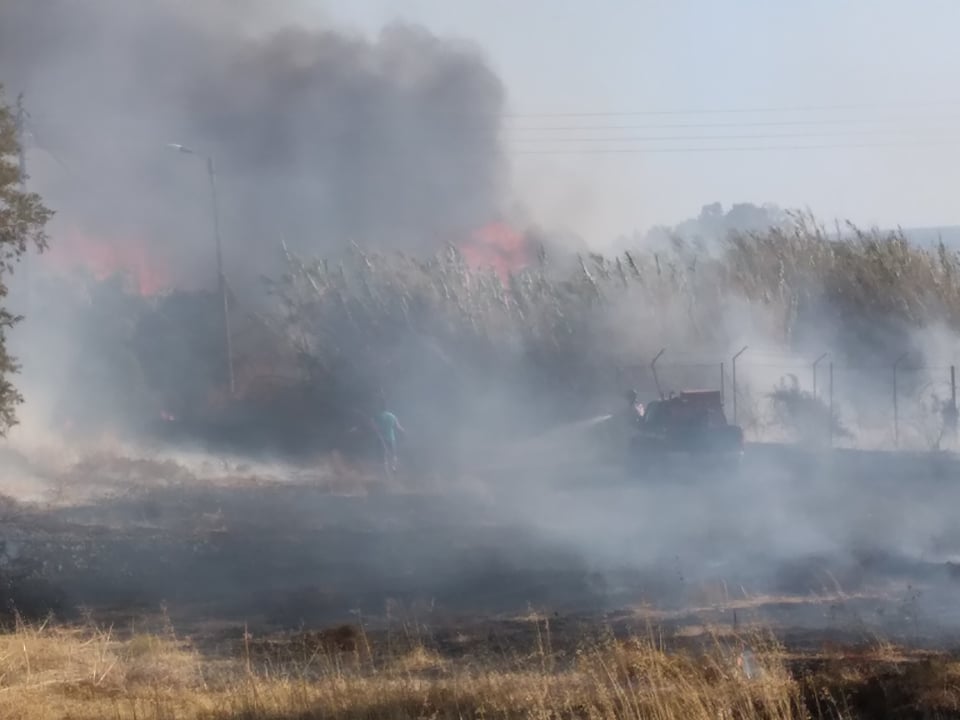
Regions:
[[460, 222, 530, 283], [44, 229, 172, 296]]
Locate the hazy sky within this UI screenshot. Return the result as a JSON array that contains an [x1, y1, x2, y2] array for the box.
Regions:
[[306, 0, 960, 246]]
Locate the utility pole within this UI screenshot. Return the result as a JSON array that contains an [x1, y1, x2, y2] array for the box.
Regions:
[[206, 155, 235, 396], [167, 144, 235, 395]]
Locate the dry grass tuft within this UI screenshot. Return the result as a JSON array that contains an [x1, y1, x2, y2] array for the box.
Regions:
[[0, 618, 809, 720], [25, 616, 960, 719], [0, 617, 204, 709]]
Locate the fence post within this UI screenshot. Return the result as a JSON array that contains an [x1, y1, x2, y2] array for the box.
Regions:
[[893, 352, 909, 448], [650, 348, 666, 399], [951, 365, 958, 440], [732, 346, 748, 425], [813, 352, 828, 398], [952, 365, 956, 411], [720, 362, 725, 404], [829, 362, 834, 447]]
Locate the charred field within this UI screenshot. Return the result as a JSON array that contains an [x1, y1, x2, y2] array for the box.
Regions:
[[3, 441, 960, 641], [7, 219, 960, 715], [5, 2, 960, 714], [4, 447, 960, 718]]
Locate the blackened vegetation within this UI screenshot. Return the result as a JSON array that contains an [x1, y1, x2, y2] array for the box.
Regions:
[[0, 478, 614, 629], [0, 496, 66, 621]]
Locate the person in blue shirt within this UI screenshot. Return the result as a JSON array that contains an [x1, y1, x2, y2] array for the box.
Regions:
[[372, 401, 405, 476]]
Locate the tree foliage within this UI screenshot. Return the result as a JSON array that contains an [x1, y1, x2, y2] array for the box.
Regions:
[[0, 86, 53, 434]]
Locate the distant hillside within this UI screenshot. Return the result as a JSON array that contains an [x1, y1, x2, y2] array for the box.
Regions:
[[901, 226, 960, 249], [622, 202, 960, 255]]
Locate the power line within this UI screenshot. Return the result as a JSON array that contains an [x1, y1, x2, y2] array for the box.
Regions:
[[506, 117, 960, 132], [512, 139, 960, 155], [504, 100, 960, 119], [509, 129, 960, 144]]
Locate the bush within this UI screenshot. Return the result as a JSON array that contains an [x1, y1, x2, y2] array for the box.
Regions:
[[768, 376, 852, 446]]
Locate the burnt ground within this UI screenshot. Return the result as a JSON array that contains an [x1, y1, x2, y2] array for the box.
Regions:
[[3, 439, 960, 657]]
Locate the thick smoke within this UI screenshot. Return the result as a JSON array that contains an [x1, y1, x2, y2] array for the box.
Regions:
[[0, 0, 507, 290], [2, 3, 958, 643]]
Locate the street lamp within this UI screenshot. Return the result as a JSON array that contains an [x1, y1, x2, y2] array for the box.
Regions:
[[167, 143, 235, 395]]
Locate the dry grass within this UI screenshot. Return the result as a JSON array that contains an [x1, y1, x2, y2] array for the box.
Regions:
[[273, 212, 960, 375], [263, 214, 960, 447], [45, 212, 960, 453], [0, 617, 803, 720], [3, 616, 960, 719]]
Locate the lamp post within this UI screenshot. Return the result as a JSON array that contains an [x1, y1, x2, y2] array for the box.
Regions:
[[167, 143, 235, 395]]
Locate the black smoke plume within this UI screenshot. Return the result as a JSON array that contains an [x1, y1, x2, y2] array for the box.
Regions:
[[0, 0, 508, 290]]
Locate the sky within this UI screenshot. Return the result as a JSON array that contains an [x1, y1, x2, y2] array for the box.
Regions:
[[302, 0, 960, 247]]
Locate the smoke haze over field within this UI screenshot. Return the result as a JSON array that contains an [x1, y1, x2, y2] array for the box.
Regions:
[[5, 2, 960, 644], [0, 0, 507, 290]]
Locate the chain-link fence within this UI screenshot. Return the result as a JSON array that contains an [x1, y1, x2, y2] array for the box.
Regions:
[[614, 352, 960, 451]]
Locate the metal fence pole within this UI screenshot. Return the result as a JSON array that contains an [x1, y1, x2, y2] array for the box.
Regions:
[[893, 352, 909, 447], [952, 365, 957, 411], [732, 346, 748, 425], [720, 362, 725, 404], [829, 362, 834, 447], [951, 365, 958, 441], [650, 348, 666, 399], [813, 352, 828, 398]]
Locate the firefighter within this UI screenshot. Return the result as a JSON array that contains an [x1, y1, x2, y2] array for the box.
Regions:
[[372, 399, 405, 478], [626, 389, 645, 425], [615, 389, 643, 443], [617, 388, 645, 470]]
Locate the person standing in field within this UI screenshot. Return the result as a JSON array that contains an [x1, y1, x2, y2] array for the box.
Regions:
[[620, 389, 644, 438], [614, 388, 645, 462], [372, 401, 405, 477]]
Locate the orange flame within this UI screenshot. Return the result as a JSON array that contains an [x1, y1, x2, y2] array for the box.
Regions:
[[459, 222, 530, 283], [44, 229, 172, 296]]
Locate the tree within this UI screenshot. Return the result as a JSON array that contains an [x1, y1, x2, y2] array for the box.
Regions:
[[619, 202, 789, 253], [0, 87, 53, 434]]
